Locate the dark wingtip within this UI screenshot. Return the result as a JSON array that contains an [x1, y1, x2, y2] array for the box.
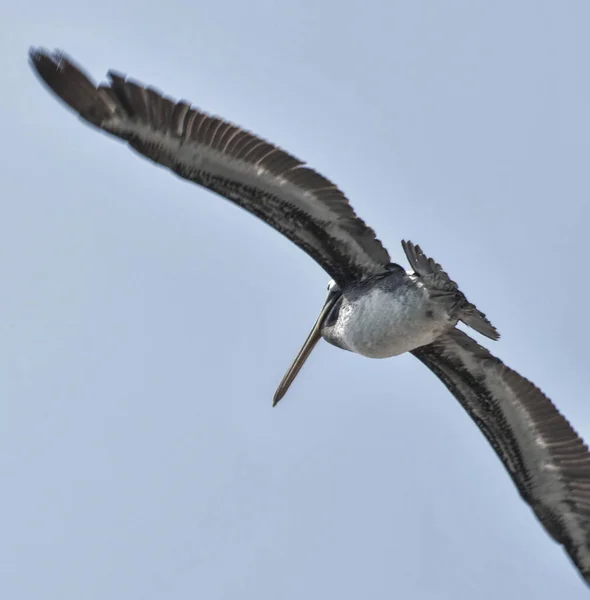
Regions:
[[28, 47, 66, 80], [28, 46, 117, 125], [28, 46, 42, 64], [28, 46, 47, 64]]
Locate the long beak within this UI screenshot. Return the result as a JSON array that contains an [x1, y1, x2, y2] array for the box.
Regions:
[[273, 291, 341, 406]]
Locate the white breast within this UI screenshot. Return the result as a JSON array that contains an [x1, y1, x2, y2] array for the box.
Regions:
[[325, 282, 454, 358]]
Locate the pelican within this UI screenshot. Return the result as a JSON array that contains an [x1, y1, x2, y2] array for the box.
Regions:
[[29, 48, 590, 587]]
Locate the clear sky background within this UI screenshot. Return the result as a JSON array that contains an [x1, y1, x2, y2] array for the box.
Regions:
[[2, 1, 590, 598]]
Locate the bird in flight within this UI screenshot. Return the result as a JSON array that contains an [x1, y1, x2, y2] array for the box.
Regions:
[[29, 47, 590, 587]]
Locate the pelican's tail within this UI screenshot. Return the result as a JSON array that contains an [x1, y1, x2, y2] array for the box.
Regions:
[[401, 240, 500, 341]]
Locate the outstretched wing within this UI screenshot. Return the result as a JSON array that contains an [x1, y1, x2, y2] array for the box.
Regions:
[[412, 329, 590, 586], [29, 48, 391, 286]]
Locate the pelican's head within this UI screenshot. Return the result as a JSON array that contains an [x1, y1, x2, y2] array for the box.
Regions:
[[272, 279, 343, 406]]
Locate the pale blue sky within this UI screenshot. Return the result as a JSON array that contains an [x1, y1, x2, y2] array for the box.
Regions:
[[2, 1, 590, 598]]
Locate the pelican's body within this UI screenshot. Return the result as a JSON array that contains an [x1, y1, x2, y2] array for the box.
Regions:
[[323, 270, 455, 358], [29, 47, 590, 589]]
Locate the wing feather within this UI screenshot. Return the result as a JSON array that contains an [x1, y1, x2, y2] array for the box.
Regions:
[[412, 329, 590, 586], [29, 48, 391, 285]]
